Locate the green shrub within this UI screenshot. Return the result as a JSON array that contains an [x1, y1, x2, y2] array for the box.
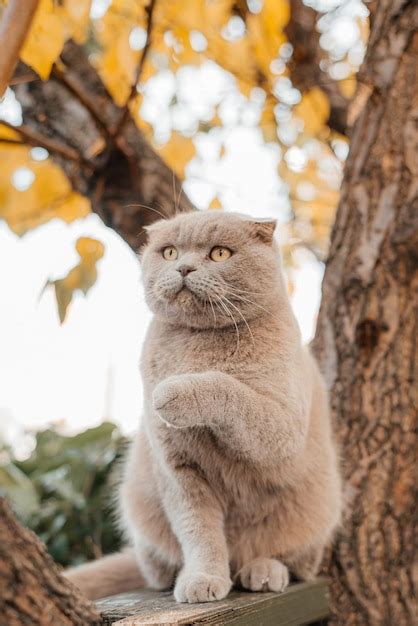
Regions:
[[0, 422, 127, 566]]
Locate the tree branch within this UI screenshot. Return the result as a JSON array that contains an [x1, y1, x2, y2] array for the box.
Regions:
[[0, 137, 24, 146], [52, 65, 110, 137], [0, 119, 84, 163], [14, 41, 195, 250], [114, 0, 158, 134], [0, 0, 39, 97], [286, 0, 349, 135]]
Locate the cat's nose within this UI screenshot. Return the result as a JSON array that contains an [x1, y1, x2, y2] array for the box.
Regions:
[[177, 265, 196, 277]]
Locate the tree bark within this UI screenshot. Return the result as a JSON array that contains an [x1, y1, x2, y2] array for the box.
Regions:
[[0, 497, 101, 625], [0, 0, 39, 97], [314, 1, 418, 624]]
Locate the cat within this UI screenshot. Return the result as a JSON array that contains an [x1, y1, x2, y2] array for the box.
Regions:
[[65, 210, 342, 603]]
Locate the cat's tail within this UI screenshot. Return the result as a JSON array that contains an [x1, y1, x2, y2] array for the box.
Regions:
[[64, 548, 145, 600]]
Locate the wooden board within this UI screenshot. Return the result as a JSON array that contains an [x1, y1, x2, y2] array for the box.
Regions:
[[98, 579, 330, 625]]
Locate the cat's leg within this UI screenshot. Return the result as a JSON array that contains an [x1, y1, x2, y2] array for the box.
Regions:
[[163, 468, 232, 603], [153, 370, 308, 464], [233, 545, 323, 593], [135, 541, 177, 590], [283, 543, 325, 581], [235, 557, 289, 593]]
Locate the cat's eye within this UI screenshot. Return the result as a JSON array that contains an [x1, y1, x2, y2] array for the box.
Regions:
[[162, 246, 178, 260], [209, 246, 232, 262]]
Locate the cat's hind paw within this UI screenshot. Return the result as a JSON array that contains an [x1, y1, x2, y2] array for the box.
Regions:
[[174, 571, 232, 603], [236, 558, 289, 593]]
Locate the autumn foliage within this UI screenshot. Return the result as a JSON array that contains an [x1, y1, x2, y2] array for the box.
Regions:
[[0, 0, 365, 320]]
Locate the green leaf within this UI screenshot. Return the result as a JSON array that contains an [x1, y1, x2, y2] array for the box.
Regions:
[[0, 464, 40, 520], [0, 423, 126, 566]]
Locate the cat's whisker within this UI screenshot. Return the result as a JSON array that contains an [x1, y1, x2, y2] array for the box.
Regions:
[[215, 295, 241, 355], [211, 280, 276, 318], [171, 169, 184, 215], [176, 180, 184, 214], [223, 284, 267, 298], [222, 283, 271, 297], [210, 279, 270, 323], [172, 170, 176, 209], [220, 294, 255, 348], [136, 228, 148, 240], [212, 294, 241, 356], [124, 203, 168, 221], [207, 295, 218, 327], [207, 295, 219, 345], [225, 291, 275, 318]]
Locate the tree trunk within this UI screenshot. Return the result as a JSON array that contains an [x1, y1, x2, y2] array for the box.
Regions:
[[314, 1, 418, 624], [0, 497, 101, 625]]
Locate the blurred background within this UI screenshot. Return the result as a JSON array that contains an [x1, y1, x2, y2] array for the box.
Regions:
[[0, 0, 367, 565]]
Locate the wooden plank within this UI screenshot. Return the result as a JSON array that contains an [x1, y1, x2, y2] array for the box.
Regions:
[[98, 579, 330, 626]]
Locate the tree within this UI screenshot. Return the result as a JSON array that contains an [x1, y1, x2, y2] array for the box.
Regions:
[[314, 1, 418, 624], [1, 0, 415, 625], [0, 497, 101, 625]]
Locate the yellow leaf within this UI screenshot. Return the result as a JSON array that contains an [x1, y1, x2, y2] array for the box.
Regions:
[[208, 196, 222, 210], [94, 0, 147, 105], [260, 99, 277, 142], [93, 0, 293, 112], [294, 87, 330, 134], [282, 152, 340, 256], [0, 123, 20, 141], [52, 192, 91, 227], [50, 237, 105, 322], [156, 133, 195, 178], [76, 236, 105, 272], [20, 0, 65, 79], [58, 0, 93, 44], [247, 0, 289, 79], [339, 76, 356, 99], [0, 145, 90, 234], [208, 37, 253, 84]]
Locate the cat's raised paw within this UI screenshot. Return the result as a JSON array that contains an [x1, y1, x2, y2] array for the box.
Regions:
[[236, 558, 289, 593], [174, 572, 232, 603], [153, 375, 201, 428]]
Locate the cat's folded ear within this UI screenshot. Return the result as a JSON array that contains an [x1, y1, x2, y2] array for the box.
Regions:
[[137, 219, 167, 259], [247, 219, 277, 244], [143, 217, 168, 234]]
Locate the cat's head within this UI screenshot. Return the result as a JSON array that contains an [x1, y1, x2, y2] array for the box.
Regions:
[[140, 211, 282, 329]]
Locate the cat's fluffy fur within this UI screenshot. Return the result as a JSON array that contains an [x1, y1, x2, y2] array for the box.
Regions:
[[66, 211, 342, 603]]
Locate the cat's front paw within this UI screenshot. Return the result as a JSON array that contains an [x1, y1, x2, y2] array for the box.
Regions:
[[153, 375, 201, 428], [236, 558, 289, 593], [174, 571, 232, 603]]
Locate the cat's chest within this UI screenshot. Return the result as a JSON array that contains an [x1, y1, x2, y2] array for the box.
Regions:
[[142, 320, 261, 386]]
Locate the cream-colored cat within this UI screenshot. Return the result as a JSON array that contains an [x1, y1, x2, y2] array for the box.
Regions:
[[66, 210, 342, 603]]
